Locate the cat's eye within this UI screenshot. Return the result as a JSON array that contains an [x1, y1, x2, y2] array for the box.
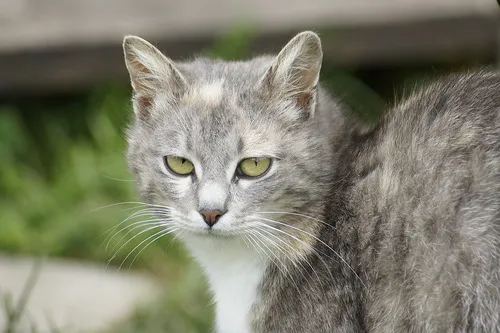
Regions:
[[164, 156, 195, 176], [237, 157, 272, 178]]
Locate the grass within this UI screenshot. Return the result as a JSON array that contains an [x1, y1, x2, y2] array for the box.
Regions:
[[2, 258, 43, 333]]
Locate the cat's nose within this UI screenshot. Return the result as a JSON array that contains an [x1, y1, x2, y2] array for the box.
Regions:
[[199, 209, 226, 227]]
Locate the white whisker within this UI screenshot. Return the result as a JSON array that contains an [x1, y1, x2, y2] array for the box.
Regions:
[[107, 224, 167, 267], [99, 206, 171, 241], [254, 217, 364, 288], [248, 230, 302, 295], [106, 219, 167, 252], [255, 221, 337, 286], [118, 228, 175, 271], [252, 228, 305, 292], [258, 210, 339, 232], [127, 227, 179, 268], [91, 201, 174, 213], [255, 225, 318, 281], [101, 174, 136, 182]]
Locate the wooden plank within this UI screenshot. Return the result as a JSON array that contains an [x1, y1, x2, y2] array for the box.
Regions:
[[0, 0, 497, 94], [0, 0, 496, 52]]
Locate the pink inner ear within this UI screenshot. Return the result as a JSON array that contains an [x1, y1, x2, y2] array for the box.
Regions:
[[296, 91, 313, 109], [135, 95, 153, 110], [293, 67, 317, 108], [127, 55, 156, 114], [128, 57, 152, 91]]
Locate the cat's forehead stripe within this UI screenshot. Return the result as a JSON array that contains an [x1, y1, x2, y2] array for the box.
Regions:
[[184, 80, 224, 108]]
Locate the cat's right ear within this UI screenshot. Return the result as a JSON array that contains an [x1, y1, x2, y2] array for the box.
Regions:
[[123, 36, 187, 118], [259, 31, 322, 119]]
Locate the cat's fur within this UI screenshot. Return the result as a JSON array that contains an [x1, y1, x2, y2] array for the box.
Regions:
[[122, 31, 500, 332]]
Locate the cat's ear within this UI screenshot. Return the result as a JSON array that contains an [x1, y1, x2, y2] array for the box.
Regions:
[[123, 36, 187, 118], [260, 31, 322, 118]]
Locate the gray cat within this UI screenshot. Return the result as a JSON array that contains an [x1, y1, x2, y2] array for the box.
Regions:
[[122, 31, 500, 332]]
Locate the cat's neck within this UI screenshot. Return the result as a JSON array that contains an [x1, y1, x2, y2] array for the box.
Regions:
[[181, 234, 268, 333]]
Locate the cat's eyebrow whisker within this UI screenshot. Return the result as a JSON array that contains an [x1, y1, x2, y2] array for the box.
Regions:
[[118, 228, 177, 271], [105, 219, 168, 252], [254, 217, 365, 288]]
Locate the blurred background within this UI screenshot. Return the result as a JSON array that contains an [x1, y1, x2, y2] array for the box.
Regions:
[[0, 0, 498, 332]]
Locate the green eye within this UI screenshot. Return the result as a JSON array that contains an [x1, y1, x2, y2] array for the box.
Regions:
[[238, 157, 272, 178], [164, 156, 194, 176]]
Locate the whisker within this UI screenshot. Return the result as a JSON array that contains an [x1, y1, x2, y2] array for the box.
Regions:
[[165, 230, 183, 252], [100, 207, 171, 241], [252, 228, 308, 288], [247, 230, 302, 295], [101, 208, 168, 240], [243, 234, 266, 262], [91, 201, 174, 213], [255, 225, 319, 281], [106, 219, 167, 252], [101, 174, 136, 182], [241, 235, 252, 250], [246, 231, 277, 269], [255, 221, 337, 286], [118, 228, 176, 271], [91, 201, 151, 212], [127, 227, 179, 269], [107, 224, 167, 267], [254, 216, 365, 288], [257, 210, 338, 232]]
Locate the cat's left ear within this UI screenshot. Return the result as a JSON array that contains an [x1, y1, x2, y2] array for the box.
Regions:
[[260, 31, 322, 118], [123, 36, 187, 119]]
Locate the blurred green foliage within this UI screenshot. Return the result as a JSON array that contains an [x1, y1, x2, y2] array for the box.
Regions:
[[0, 86, 213, 332], [204, 24, 256, 60], [0, 86, 157, 264]]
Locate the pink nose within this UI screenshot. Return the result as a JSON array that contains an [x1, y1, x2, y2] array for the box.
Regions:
[[199, 210, 225, 227]]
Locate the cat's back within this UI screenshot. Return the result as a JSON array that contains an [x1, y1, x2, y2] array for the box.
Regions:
[[390, 69, 499, 150], [353, 69, 500, 332]]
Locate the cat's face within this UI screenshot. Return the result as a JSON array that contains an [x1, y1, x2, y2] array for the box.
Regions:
[[124, 32, 331, 241]]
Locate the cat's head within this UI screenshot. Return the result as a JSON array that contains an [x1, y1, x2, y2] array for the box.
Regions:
[[123, 31, 334, 244]]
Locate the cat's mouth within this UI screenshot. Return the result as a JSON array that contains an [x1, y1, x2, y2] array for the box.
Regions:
[[179, 224, 245, 239]]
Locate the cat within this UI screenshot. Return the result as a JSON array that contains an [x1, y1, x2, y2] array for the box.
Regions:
[[122, 31, 500, 332]]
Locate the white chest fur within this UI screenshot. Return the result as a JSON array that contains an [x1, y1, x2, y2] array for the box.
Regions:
[[182, 235, 267, 333]]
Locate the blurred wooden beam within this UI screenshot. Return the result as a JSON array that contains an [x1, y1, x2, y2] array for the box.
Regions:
[[0, 0, 497, 94]]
